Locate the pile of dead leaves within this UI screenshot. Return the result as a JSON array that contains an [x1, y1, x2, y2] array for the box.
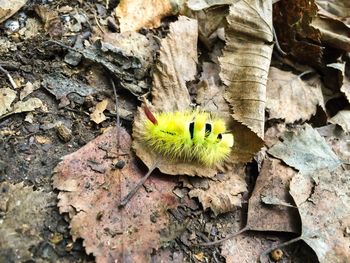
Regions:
[[1, 0, 350, 262]]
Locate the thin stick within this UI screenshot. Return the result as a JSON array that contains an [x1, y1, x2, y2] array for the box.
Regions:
[[118, 161, 159, 208], [0, 65, 17, 89], [110, 79, 120, 150], [259, 236, 302, 262], [272, 27, 287, 57], [195, 225, 249, 247]]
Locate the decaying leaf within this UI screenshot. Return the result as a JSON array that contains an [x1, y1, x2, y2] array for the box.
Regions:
[[317, 0, 350, 26], [53, 127, 180, 262], [273, 0, 323, 66], [151, 16, 197, 112], [188, 166, 247, 215], [311, 16, 350, 52], [12, 97, 43, 114], [187, 0, 233, 11], [103, 31, 157, 78], [0, 87, 16, 117], [34, 5, 64, 37], [0, 0, 27, 23], [115, 0, 181, 32], [246, 158, 299, 233], [42, 74, 97, 106], [220, 0, 273, 140], [290, 168, 350, 262], [266, 67, 324, 123], [0, 182, 55, 262], [329, 109, 350, 132], [90, 99, 109, 124], [268, 124, 341, 174]]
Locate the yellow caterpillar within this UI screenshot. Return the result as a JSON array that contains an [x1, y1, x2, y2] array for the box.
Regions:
[[140, 106, 234, 166]]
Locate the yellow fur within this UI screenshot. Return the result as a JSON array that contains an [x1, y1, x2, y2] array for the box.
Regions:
[[142, 110, 233, 166]]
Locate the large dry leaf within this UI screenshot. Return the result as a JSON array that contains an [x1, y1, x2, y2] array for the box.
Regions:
[[329, 109, 350, 133], [53, 127, 180, 262], [290, 168, 350, 262], [188, 166, 246, 215], [0, 87, 16, 117], [0, 0, 27, 23], [246, 158, 299, 233], [220, 0, 273, 140], [151, 16, 197, 111], [115, 0, 181, 32], [268, 124, 341, 174], [311, 16, 350, 52], [316, 0, 350, 26], [266, 67, 324, 123], [0, 182, 55, 262]]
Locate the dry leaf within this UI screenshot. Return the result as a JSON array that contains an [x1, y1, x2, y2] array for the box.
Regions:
[[188, 166, 247, 215], [90, 99, 109, 124], [115, 0, 181, 32], [0, 0, 27, 23], [317, 0, 350, 26], [311, 16, 350, 52], [220, 0, 273, 140], [273, 0, 323, 66], [329, 109, 350, 132], [187, 0, 233, 10], [341, 76, 350, 102], [222, 233, 292, 263], [0, 182, 55, 262], [266, 67, 324, 123], [246, 158, 299, 233], [152, 16, 197, 112], [53, 127, 180, 262], [0, 87, 16, 117], [20, 81, 37, 100], [268, 124, 341, 174], [290, 168, 350, 262], [12, 97, 43, 114]]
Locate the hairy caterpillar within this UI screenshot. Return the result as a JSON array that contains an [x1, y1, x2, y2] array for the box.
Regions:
[[140, 106, 234, 166]]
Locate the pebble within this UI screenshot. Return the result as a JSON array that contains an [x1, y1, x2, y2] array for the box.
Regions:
[[56, 124, 72, 142], [4, 20, 20, 32]]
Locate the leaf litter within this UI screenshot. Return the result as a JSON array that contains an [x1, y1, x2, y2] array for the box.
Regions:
[[53, 127, 182, 262], [3, 0, 350, 261]]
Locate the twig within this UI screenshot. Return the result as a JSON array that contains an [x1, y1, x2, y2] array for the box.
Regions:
[[94, 12, 105, 34], [0, 65, 17, 89], [194, 225, 249, 247], [272, 27, 288, 57], [110, 79, 120, 150], [259, 236, 302, 262], [118, 160, 160, 208]]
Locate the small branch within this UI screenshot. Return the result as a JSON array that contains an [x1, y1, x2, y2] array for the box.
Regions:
[[195, 225, 249, 247], [272, 27, 287, 57], [118, 160, 160, 208], [0, 65, 17, 89], [110, 79, 120, 150]]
